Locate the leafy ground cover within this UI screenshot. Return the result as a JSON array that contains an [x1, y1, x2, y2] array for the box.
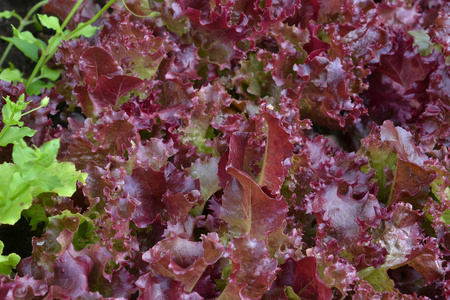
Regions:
[[0, 0, 450, 299]]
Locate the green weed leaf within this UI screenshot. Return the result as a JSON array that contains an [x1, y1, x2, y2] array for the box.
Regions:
[[2, 94, 28, 127], [0, 126, 35, 146], [0, 167, 33, 225], [0, 241, 20, 275], [0, 68, 24, 84], [40, 65, 60, 81], [37, 14, 61, 33], [22, 204, 48, 231], [0, 10, 15, 19], [0, 139, 86, 226], [26, 79, 53, 95], [71, 22, 101, 39], [1, 36, 45, 62], [12, 26, 42, 48]]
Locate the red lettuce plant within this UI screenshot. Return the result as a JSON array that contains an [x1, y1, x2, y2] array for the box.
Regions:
[[1, 0, 450, 299]]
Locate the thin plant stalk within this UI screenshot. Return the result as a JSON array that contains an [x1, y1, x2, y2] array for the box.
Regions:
[[0, 0, 48, 69]]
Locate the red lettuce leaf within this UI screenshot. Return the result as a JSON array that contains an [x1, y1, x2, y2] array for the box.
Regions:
[[79, 47, 123, 89], [429, 3, 450, 57], [0, 275, 47, 299], [221, 234, 279, 299], [305, 179, 382, 245], [257, 112, 294, 195], [123, 167, 166, 228], [82, 161, 115, 208], [378, 30, 437, 90], [99, 13, 173, 80], [361, 71, 423, 126], [131, 137, 178, 171], [380, 120, 437, 206], [136, 273, 202, 300], [415, 99, 450, 151], [389, 159, 437, 206], [165, 43, 202, 83], [428, 62, 450, 107], [49, 248, 93, 298], [360, 202, 445, 294], [220, 167, 288, 241], [297, 56, 367, 130], [162, 191, 202, 222], [89, 75, 144, 109], [178, 0, 251, 68], [380, 120, 428, 165], [141, 233, 224, 293], [185, 156, 221, 215], [265, 257, 333, 300], [78, 243, 137, 299], [58, 108, 137, 169], [124, 163, 200, 228], [325, 1, 391, 66]]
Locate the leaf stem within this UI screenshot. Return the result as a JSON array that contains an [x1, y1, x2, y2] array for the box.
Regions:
[[60, 0, 84, 32], [0, 125, 10, 141], [386, 159, 398, 207]]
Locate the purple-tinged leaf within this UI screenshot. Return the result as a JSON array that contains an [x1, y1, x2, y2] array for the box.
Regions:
[[162, 191, 202, 222], [90, 75, 144, 109], [304, 23, 330, 60], [429, 3, 450, 57], [372, 203, 424, 269], [380, 121, 437, 205], [428, 62, 450, 107], [0, 275, 48, 299], [389, 159, 437, 206], [378, 30, 437, 90], [415, 99, 450, 151], [257, 112, 294, 194], [124, 167, 167, 228], [59, 108, 137, 168], [78, 243, 138, 298], [326, 6, 391, 65], [186, 156, 221, 215], [131, 138, 178, 171], [178, 0, 251, 68], [142, 233, 224, 293], [165, 44, 201, 83], [136, 273, 203, 300], [221, 234, 279, 299], [79, 47, 123, 89], [50, 248, 93, 298], [124, 162, 199, 228], [99, 13, 172, 80], [297, 56, 367, 130], [220, 167, 288, 241], [380, 120, 428, 166], [268, 257, 332, 300], [305, 179, 382, 244]]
